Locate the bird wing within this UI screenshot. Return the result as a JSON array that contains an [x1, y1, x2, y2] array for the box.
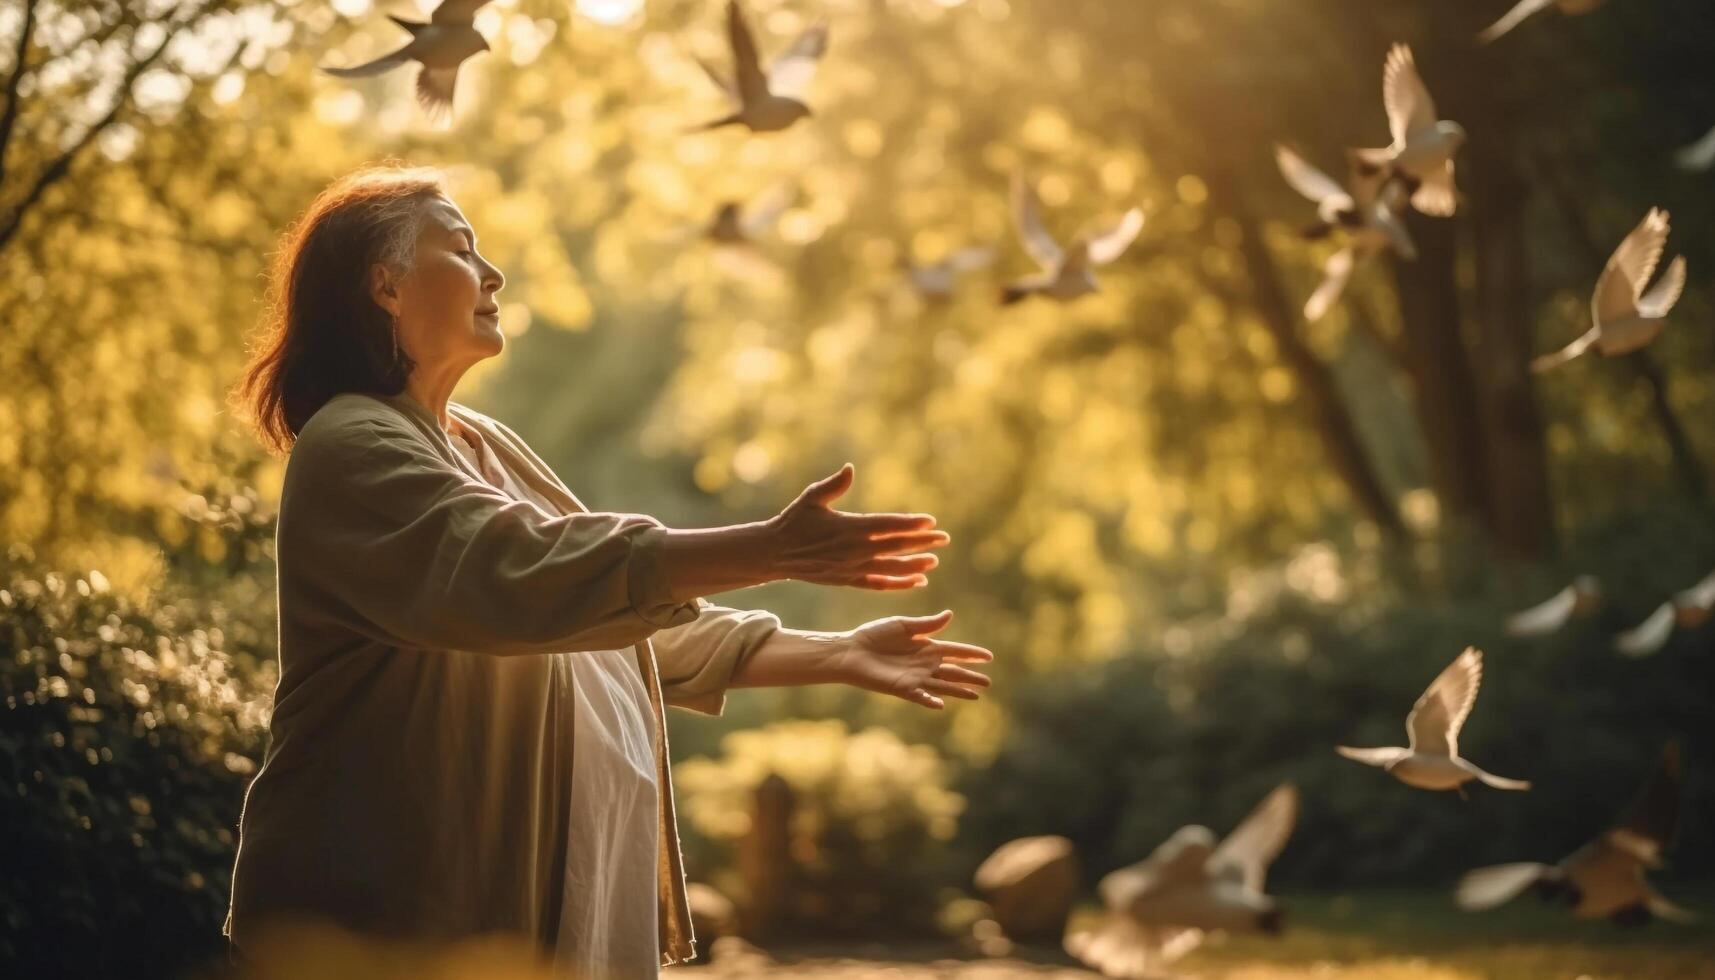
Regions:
[[1382, 44, 1438, 146], [1594, 209, 1670, 327], [1406, 646, 1482, 756], [1454, 863, 1554, 910], [1373, 204, 1417, 259], [1477, 0, 1557, 43], [321, 43, 417, 78], [1275, 145, 1352, 209], [415, 65, 460, 121], [1608, 741, 1681, 866], [1336, 745, 1412, 768], [1614, 602, 1677, 657], [740, 183, 794, 236], [693, 53, 737, 97], [1304, 247, 1356, 323], [1530, 325, 1600, 374], [945, 245, 997, 273], [1209, 784, 1298, 893], [1504, 584, 1579, 637], [1011, 172, 1063, 269], [431, 0, 493, 25], [725, 0, 770, 104], [1678, 567, 1715, 612], [1645, 891, 1699, 923], [1065, 914, 1203, 979], [1083, 208, 1145, 266], [768, 21, 828, 100], [1462, 760, 1532, 791], [1636, 255, 1686, 319], [1675, 125, 1715, 173], [1410, 159, 1459, 217]]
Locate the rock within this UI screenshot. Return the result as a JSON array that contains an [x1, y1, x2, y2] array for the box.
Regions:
[[972, 835, 1080, 942]]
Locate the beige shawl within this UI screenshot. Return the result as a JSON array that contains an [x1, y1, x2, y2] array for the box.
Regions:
[[224, 391, 780, 966]]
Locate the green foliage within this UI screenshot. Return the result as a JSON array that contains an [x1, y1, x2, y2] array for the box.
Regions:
[[673, 719, 965, 936], [0, 553, 274, 977]]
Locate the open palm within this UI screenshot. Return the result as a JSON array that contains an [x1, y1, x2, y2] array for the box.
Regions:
[[837, 610, 994, 710]]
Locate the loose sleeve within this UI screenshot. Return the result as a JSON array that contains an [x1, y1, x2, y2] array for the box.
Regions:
[[649, 600, 782, 716], [279, 413, 701, 656]]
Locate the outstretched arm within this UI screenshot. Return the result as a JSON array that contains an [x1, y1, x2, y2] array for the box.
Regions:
[[728, 610, 994, 710]]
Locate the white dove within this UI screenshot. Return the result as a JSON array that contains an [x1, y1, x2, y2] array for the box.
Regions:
[[1675, 125, 1715, 173], [320, 0, 493, 120], [1504, 575, 1602, 637], [1001, 172, 1144, 305], [1065, 785, 1298, 979], [1478, 0, 1608, 44], [1275, 144, 1417, 321], [1532, 208, 1687, 373], [1337, 647, 1530, 795], [1457, 742, 1694, 925], [901, 246, 995, 302], [1351, 44, 1466, 218], [1614, 567, 1715, 657], [693, 0, 827, 134]]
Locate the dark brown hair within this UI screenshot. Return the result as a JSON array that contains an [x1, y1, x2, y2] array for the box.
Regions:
[[232, 163, 446, 455]]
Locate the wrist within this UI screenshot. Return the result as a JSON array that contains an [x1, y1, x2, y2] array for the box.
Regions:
[[729, 626, 854, 689]]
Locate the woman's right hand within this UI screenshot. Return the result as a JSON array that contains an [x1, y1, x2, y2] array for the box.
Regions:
[[765, 463, 949, 590]]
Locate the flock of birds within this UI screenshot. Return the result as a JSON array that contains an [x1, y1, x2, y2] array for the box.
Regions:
[[312, 2, 1705, 977]]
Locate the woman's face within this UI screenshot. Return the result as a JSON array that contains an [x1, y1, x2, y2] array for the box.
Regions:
[[375, 194, 506, 372]]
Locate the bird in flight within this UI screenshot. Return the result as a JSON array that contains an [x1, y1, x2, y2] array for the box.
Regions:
[[1337, 647, 1531, 795], [1066, 785, 1298, 978], [1275, 144, 1417, 321], [1001, 171, 1144, 305], [1532, 208, 1687, 373], [1457, 743, 1694, 925], [320, 0, 494, 122], [692, 0, 828, 133], [1504, 575, 1602, 637], [1477, 0, 1608, 44], [1351, 44, 1466, 217], [1614, 568, 1715, 657]]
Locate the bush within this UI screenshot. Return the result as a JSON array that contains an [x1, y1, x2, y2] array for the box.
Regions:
[[0, 556, 274, 978], [673, 720, 965, 937]]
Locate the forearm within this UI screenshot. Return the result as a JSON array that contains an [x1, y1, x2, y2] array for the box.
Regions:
[[726, 626, 851, 689], [653, 522, 782, 602]]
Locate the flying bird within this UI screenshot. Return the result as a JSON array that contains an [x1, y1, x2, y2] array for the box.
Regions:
[[1001, 172, 1144, 305], [1675, 125, 1715, 173], [901, 246, 995, 302], [1532, 208, 1687, 373], [1337, 647, 1530, 795], [1066, 785, 1297, 979], [703, 184, 794, 248], [1275, 144, 1417, 321], [320, 0, 494, 120], [1457, 743, 1694, 925], [1477, 0, 1608, 44], [1614, 567, 1715, 657], [1504, 575, 1602, 637], [692, 0, 827, 133], [1351, 44, 1466, 217]]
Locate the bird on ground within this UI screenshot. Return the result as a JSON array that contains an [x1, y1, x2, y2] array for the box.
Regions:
[[1066, 785, 1298, 979], [1675, 125, 1715, 173], [1531, 208, 1687, 373], [1477, 0, 1608, 44], [1351, 44, 1466, 217], [320, 0, 493, 120], [1457, 742, 1694, 925], [692, 0, 827, 133], [1614, 568, 1715, 657], [1001, 172, 1143, 305], [1504, 575, 1602, 637], [1275, 144, 1417, 321], [1337, 647, 1530, 795], [900, 246, 995, 302]]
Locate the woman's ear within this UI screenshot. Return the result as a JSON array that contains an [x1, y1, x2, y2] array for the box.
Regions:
[[368, 262, 404, 317]]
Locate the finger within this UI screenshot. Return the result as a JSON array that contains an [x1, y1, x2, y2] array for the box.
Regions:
[[857, 573, 930, 591], [848, 513, 939, 536], [802, 463, 854, 507], [860, 555, 939, 577], [928, 639, 994, 662], [932, 663, 991, 687], [864, 532, 952, 556], [899, 609, 955, 637], [923, 678, 981, 700], [905, 688, 945, 710]]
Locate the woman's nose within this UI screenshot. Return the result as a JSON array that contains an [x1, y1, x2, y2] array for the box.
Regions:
[[481, 256, 505, 294]]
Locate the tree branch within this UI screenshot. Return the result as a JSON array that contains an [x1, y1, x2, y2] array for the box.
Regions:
[[0, 0, 39, 185]]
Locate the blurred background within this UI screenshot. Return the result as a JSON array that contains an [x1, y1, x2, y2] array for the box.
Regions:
[[3, 0, 1714, 976]]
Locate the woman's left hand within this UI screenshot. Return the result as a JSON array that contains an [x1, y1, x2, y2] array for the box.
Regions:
[[834, 610, 994, 710]]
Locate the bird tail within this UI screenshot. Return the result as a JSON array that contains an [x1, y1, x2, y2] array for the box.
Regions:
[[387, 14, 429, 34], [999, 284, 1033, 305], [1455, 863, 1554, 911], [686, 113, 743, 133]]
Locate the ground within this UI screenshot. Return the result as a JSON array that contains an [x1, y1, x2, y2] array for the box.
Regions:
[[690, 890, 1715, 980]]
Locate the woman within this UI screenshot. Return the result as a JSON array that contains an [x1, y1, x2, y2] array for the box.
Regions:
[[223, 164, 994, 976]]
